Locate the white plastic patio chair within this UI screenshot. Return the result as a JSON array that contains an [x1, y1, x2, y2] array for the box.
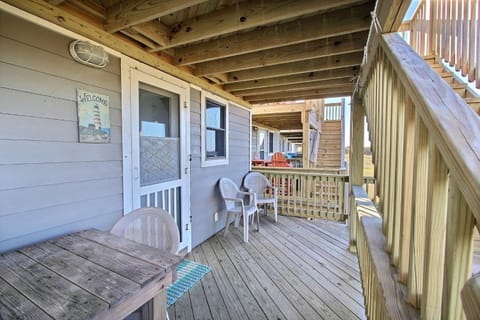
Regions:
[[244, 172, 278, 223], [219, 177, 260, 242], [110, 207, 180, 254], [111, 207, 179, 320]]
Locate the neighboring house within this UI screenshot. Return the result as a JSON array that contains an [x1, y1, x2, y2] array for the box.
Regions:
[[252, 100, 333, 168]]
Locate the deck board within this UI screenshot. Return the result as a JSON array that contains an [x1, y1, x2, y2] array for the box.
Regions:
[[168, 215, 366, 320]]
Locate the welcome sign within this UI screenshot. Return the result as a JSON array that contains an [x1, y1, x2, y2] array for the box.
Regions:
[[77, 89, 111, 143]]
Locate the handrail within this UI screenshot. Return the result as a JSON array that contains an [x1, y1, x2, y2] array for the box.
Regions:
[[400, 0, 480, 88], [351, 31, 480, 319], [252, 167, 347, 220], [380, 33, 480, 215], [352, 186, 419, 319]]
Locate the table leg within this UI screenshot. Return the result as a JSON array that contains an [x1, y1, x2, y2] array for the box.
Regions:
[[152, 289, 167, 320], [140, 288, 167, 320]]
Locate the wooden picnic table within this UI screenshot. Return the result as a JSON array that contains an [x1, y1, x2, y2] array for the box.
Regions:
[[0, 229, 182, 320]]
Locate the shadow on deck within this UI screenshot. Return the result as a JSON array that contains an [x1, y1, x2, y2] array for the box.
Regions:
[[168, 215, 366, 320]]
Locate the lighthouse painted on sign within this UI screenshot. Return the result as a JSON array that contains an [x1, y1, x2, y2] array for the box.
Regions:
[[77, 89, 111, 143]]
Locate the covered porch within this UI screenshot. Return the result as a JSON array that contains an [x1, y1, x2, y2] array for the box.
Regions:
[[168, 214, 365, 320], [1, 0, 480, 319]]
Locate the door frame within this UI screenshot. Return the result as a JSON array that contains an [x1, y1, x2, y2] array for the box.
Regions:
[[121, 59, 191, 251]]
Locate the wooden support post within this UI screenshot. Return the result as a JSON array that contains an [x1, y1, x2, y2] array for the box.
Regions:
[[349, 94, 365, 252], [407, 115, 429, 307], [302, 110, 310, 169], [442, 178, 474, 320], [421, 142, 449, 320], [398, 97, 415, 284]]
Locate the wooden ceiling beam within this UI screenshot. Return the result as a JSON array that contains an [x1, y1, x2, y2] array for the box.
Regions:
[[131, 20, 170, 47], [224, 66, 359, 91], [238, 77, 354, 97], [162, 0, 365, 49], [252, 105, 306, 114], [247, 86, 355, 103], [227, 51, 363, 83], [105, 0, 208, 33], [251, 92, 353, 105], [174, 2, 373, 65], [121, 28, 158, 49], [193, 31, 368, 76]]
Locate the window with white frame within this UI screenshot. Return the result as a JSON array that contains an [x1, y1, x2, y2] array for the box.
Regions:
[[201, 92, 229, 167], [257, 129, 267, 160], [268, 132, 274, 154]]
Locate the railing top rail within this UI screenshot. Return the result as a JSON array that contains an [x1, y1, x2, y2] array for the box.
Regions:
[[252, 167, 348, 178], [379, 33, 480, 217]]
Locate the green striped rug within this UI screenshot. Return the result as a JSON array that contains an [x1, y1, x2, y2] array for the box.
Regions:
[[167, 259, 211, 307]]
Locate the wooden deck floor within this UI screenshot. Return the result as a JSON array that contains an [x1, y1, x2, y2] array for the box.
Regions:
[[168, 215, 366, 320]]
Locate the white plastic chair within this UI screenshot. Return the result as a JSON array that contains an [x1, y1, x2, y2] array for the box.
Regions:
[[244, 172, 278, 222], [111, 207, 179, 320], [110, 207, 180, 254], [219, 177, 260, 242]]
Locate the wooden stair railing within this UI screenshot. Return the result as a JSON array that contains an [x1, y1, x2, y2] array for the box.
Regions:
[[400, 0, 480, 90], [350, 31, 480, 320], [423, 55, 480, 115]]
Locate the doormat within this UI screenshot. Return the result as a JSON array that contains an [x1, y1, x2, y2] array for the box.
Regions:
[[167, 259, 211, 307]]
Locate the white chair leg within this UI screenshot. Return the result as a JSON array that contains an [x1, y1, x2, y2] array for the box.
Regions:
[[224, 212, 232, 236], [243, 212, 249, 242], [234, 213, 240, 227], [274, 203, 278, 222], [256, 210, 260, 231]]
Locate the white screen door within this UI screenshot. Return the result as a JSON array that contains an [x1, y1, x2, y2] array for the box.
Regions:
[[127, 68, 191, 252]]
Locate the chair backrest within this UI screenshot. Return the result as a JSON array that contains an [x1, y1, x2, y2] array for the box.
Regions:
[[110, 207, 180, 254], [219, 177, 240, 210], [244, 172, 271, 195], [271, 152, 290, 167]]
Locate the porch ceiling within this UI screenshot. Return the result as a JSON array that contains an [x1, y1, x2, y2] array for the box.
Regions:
[[253, 112, 302, 131], [4, 0, 375, 106]]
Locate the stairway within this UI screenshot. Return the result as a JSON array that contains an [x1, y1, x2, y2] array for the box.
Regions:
[[315, 120, 343, 169], [424, 55, 480, 115]]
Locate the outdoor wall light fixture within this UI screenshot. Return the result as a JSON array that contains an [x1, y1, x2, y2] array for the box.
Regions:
[[69, 40, 109, 68]]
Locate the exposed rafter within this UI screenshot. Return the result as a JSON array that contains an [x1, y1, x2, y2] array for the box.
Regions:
[[105, 0, 208, 33], [223, 67, 360, 92], [160, 0, 365, 49], [174, 2, 372, 65], [193, 31, 368, 76], [227, 51, 363, 82], [131, 20, 170, 47], [247, 85, 355, 103], [238, 78, 354, 97]]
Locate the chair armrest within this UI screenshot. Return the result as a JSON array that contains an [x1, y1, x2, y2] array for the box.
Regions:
[[236, 191, 257, 206], [223, 197, 245, 204]]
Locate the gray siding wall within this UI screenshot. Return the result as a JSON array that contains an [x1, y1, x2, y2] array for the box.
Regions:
[[190, 89, 250, 247], [0, 12, 123, 252]]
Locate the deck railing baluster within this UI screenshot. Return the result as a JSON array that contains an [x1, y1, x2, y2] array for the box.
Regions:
[[350, 30, 479, 319]]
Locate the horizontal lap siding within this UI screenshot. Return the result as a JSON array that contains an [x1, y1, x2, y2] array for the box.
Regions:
[[190, 88, 251, 247], [0, 12, 123, 252]]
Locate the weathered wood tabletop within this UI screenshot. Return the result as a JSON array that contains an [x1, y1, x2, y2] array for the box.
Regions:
[[0, 229, 182, 320]]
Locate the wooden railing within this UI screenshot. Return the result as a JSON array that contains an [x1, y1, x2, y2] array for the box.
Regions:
[[323, 103, 343, 121], [350, 31, 480, 319], [252, 167, 348, 221], [400, 0, 479, 88]]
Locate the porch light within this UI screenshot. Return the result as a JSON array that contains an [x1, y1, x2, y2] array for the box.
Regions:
[[69, 40, 109, 68]]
